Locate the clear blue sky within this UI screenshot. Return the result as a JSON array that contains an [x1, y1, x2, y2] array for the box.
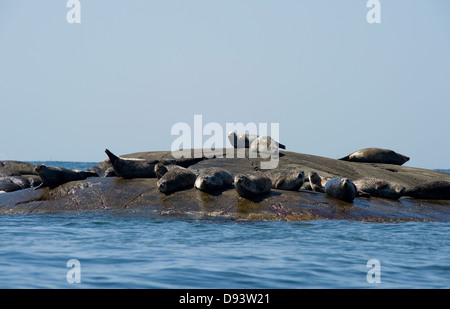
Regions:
[[1, 1, 449, 169]]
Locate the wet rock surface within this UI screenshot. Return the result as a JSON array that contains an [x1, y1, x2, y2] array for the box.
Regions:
[[1, 149, 449, 222]]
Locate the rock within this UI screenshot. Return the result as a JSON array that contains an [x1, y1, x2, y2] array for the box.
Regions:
[[0, 149, 450, 222]]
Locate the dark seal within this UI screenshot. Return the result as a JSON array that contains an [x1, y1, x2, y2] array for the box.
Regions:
[[34, 164, 98, 189], [263, 169, 304, 191], [194, 167, 234, 193], [105, 149, 158, 179], [157, 168, 197, 194], [404, 180, 450, 200], [353, 177, 405, 200]]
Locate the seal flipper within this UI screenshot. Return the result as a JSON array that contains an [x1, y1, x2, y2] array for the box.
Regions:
[[105, 149, 119, 164]]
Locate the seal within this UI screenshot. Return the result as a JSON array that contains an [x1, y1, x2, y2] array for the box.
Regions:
[[105, 149, 158, 179], [34, 164, 99, 189], [353, 177, 405, 200], [339, 148, 410, 165], [227, 131, 286, 149], [0, 180, 23, 193], [263, 169, 304, 191], [250, 136, 282, 155], [194, 167, 234, 192], [308, 171, 325, 193], [157, 168, 197, 194], [234, 171, 272, 198], [154, 163, 185, 180], [324, 178, 357, 202], [403, 180, 450, 200]]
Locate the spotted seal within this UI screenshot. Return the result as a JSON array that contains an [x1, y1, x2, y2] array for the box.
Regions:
[[403, 180, 450, 200], [34, 164, 99, 189], [263, 169, 304, 191], [234, 171, 272, 198], [353, 177, 405, 200], [339, 148, 410, 165], [105, 149, 158, 179], [157, 168, 197, 194], [194, 167, 234, 192], [154, 163, 186, 180], [324, 178, 357, 202]]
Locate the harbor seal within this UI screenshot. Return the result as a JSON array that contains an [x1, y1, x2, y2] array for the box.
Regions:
[[34, 164, 99, 189], [308, 171, 325, 193], [263, 169, 304, 191], [227, 131, 286, 149], [250, 136, 281, 155], [154, 163, 185, 180], [157, 168, 197, 194], [353, 178, 405, 200], [234, 171, 272, 198], [324, 178, 357, 202], [0, 180, 23, 193], [403, 181, 450, 200], [339, 148, 410, 165], [105, 149, 158, 179], [194, 167, 234, 192]]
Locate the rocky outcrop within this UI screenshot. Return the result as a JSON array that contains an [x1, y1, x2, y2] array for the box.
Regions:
[[1, 149, 449, 222]]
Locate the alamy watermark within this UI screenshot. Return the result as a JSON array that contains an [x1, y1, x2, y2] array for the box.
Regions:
[[66, 0, 81, 24], [66, 259, 81, 284], [366, 259, 381, 284], [171, 115, 280, 169], [366, 0, 381, 24]]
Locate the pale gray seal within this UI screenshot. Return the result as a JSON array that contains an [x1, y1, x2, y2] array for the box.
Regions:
[[234, 171, 272, 198], [157, 168, 197, 194], [263, 169, 304, 191], [339, 148, 410, 165], [194, 167, 234, 192], [154, 162, 185, 180], [403, 181, 450, 200], [34, 164, 99, 189], [250, 136, 282, 155], [105, 149, 158, 179], [353, 177, 405, 200], [227, 131, 286, 149], [324, 178, 357, 202]]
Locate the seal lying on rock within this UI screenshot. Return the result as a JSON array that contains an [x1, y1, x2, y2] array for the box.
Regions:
[[404, 181, 450, 200], [157, 168, 197, 194], [250, 136, 282, 155], [234, 171, 272, 198], [307, 171, 326, 193], [339, 148, 410, 166], [353, 177, 405, 200], [324, 178, 357, 202], [105, 149, 158, 179], [34, 164, 99, 189], [263, 169, 304, 191], [194, 167, 234, 193], [154, 163, 185, 180], [227, 132, 286, 149]]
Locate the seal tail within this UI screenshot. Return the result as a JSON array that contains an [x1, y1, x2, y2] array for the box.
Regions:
[[278, 143, 286, 150], [339, 155, 350, 161], [105, 149, 119, 164]]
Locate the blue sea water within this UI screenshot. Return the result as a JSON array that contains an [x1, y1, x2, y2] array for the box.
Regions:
[[0, 162, 449, 289]]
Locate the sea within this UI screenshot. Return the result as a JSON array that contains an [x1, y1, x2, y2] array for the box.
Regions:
[[0, 162, 449, 290]]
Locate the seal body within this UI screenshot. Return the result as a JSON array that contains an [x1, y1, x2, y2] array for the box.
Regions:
[[308, 171, 325, 193], [250, 136, 282, 155], [234, 171, 272, 198], [154, 163, 185, 180], [34, 164, 99, 189], [263, 169, 304, 191], [353, 178, 405, 200], [324, 178, 357, 202], [194, 167, 234, 192], [105, 149, 158, 179], [157, 168, 197, 194], [339, 148, 410, 165], [404, 181, 450, 200], [227, 132, 286, 149]]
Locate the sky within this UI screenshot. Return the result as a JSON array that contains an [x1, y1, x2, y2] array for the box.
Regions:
[[0, 1, 449, 169]]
